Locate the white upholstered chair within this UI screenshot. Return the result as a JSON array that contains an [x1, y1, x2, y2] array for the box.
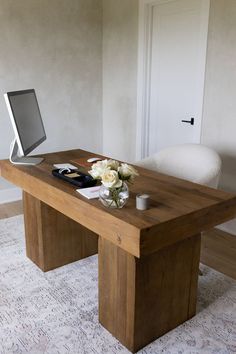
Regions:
[[136, 143, 222, 276], [136, 144, 222, 188]]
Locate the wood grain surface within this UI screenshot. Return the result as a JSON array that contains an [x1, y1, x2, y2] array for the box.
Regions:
[[99, 235, 201, 352], [23, 191, 98, 271], [1, 149, 236, 352], [1, 149, 236, 257], [1, 199, 235, 282]]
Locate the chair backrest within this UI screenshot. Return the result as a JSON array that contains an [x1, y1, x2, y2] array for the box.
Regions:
[[136, 144, 222, 188]]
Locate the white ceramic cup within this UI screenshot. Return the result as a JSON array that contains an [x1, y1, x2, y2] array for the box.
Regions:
[[136, 194, 150, 210]]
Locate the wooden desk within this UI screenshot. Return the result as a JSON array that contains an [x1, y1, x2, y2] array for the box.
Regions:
[[1, 149, 236, 353]]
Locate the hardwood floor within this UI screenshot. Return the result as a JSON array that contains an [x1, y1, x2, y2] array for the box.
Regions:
[[0, 200, 235, 280], [201, 228, 236, 280], [0, 200, 23, 219]]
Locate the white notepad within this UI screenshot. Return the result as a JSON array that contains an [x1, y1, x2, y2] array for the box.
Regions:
[[53, 163, 77, 169], [76, 186, 100, 199]]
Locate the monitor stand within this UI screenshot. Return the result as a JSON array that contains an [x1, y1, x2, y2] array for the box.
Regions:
[[9, 139, 44, 165]]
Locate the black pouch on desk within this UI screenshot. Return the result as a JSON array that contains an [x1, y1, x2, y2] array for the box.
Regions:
[[52, 168, 97, 188]]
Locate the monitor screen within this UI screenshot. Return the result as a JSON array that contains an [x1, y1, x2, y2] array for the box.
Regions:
[[5, 89, 46, 156]]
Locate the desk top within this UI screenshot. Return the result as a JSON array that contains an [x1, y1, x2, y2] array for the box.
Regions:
[[1, 149, 236, 257]]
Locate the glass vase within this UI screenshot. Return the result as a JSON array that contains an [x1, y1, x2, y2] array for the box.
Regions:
[[99, 182, 129, 209]]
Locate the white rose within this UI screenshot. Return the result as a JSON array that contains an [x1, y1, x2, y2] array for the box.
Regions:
[[106, 159, 119, 171], [118, 163, 139, 181], [88, 160, 110, 179], [101, 170, 122, 188]]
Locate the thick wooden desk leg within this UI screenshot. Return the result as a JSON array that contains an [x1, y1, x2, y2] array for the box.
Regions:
[[99, 234, 201, 353], [23, 192, 98, 271]]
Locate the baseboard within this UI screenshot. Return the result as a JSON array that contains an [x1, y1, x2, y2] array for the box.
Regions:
[[0, 187, 22, 204]]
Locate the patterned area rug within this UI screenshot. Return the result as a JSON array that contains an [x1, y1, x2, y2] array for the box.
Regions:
[[0, 215, 235, 354]]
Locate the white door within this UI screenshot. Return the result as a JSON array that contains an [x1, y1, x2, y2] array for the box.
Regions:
[[137, 0, 210, 157]]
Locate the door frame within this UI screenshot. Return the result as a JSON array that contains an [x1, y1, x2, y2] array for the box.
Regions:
[[136, 0, 210, 160]]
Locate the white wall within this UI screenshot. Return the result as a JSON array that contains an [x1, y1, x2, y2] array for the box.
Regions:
[[0, 0, 102, 202], [201, 0, 236, 234], [102, 0, 138, 162], [2, 0, 236, 236], [102, 0, 236, 234]]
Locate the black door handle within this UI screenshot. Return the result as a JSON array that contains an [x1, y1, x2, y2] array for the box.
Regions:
[[181, 118, 194, 125]]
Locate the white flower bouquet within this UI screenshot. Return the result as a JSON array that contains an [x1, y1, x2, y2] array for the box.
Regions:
[[88, 159, 139, 208]]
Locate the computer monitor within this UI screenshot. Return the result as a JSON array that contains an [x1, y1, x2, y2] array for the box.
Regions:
[[4, 89, 46, 165]]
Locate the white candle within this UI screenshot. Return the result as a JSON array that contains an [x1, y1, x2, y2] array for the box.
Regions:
[[136, 194, 150, 210]]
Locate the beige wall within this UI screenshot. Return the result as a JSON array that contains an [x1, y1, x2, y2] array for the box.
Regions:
[[202, 0, 236, 193], [102, 0, 138, 162], [201, 0, 236, 233], [102, 0, 236, 233], [0, 0, 102, 196], [2, 0, 236, 232]]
